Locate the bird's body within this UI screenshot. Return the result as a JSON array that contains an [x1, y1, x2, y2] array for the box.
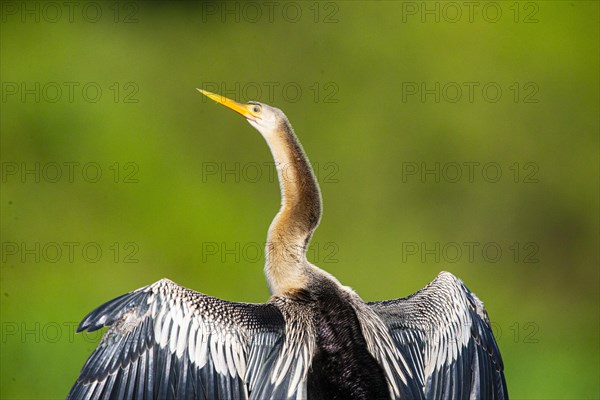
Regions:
[[68, 91, 508, 399]]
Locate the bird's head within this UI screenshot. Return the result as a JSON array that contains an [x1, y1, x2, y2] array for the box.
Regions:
[[197, 89, 285, 139]]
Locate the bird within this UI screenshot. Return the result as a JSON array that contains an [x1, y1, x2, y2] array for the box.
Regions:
[[68, 89, 508, 400]]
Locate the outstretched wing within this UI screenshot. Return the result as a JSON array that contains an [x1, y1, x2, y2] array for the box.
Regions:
[[68, 278, 307, 400], [369, 271, 508, 400]]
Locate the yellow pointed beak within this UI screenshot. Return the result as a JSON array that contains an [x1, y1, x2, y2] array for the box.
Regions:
[[197, 89, 257, 120]]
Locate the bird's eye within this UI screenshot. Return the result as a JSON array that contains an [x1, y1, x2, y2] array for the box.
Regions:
[[253, 105, 261, 113]]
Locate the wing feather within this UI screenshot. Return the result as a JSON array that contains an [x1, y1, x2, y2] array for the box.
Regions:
[[68, 278, 290, 399], [369, 271, 508, 400]]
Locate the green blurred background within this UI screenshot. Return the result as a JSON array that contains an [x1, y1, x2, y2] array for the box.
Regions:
[[1, 1, 598, 399]]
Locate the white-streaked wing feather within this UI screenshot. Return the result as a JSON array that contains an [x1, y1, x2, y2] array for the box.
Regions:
[[369, 271, 508, 400], [68, 278, 304, 400]]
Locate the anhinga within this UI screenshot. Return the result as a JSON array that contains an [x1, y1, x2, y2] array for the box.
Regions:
[[68, 90, 508, 399]]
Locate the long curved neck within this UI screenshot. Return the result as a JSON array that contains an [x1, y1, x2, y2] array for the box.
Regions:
[[263, 119, 322, 296]]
